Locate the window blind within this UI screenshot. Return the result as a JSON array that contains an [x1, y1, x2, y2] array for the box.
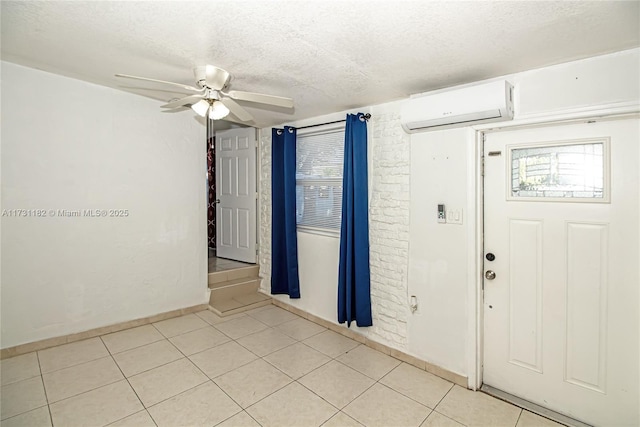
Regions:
[[295, 129, 345, 232]]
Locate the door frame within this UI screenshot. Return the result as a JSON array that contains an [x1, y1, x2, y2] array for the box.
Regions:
[[467, 103, 640, 391]]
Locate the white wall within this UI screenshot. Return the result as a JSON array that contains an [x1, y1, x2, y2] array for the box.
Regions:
[[259, 48, 640, 380], [1, 62, 208, 349], [407, 127, 474, 375]]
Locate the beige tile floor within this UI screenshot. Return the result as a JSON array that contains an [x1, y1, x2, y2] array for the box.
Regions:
[[0, 306, 565, 427]]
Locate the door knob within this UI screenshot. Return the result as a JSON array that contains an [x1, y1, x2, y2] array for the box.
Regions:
[[485, 270, 496, 280], [215, 199, 221, 204]]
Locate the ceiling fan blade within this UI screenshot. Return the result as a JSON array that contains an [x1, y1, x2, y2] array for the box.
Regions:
[[160, 95, 205, 109], [220, 98, 254, 122], [220, 114, 252, 125], [224, 90, 293, 109], [115, 74, 204, 93], [119, 86, 197, 96]]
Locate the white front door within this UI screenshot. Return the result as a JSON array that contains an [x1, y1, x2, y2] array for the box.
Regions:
[[216, 127, 257, 263], [483, 118, 639, 426]]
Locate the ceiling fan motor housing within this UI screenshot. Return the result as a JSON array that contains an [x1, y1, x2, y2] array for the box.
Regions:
[[193, 65, 230, 90]]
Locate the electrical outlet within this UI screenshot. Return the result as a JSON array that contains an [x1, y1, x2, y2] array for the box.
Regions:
[[410, 295, 418, 313]]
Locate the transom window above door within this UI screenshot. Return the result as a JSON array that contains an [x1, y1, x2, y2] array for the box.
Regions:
[[508, 138, 610, 203]]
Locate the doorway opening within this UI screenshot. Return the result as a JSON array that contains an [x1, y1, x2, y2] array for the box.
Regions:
[[206, 125, 265, 315], [207, 128, 259, 264]]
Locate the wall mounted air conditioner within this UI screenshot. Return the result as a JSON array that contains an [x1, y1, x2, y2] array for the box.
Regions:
[[401, 80, 514, 133]]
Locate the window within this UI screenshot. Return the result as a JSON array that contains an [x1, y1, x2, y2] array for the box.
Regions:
[[296, 127, 345, 233], [508, 139, 609, 202]]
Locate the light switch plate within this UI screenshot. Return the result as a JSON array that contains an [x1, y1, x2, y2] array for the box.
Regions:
[[446, 209, 463, 225]]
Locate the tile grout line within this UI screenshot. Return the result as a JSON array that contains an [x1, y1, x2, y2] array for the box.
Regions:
[[368, 361, 441, 410], [152, 316, 213, 340], [196, 351, 258, 382], [214, 331, 298, 411], [0, 386, 50, 422], [430, 384, 472, 427], [331, 345, 401, 382], [260, 340, 335, 379], [204, 314, 336, 420], [242, 378, 297, 419], [106, 410, 159, 427], [213, 409, 261, 427], [430, 410, 469, 427], [293, 375, 348, 412], [103, 334, 165, 357], [36, 337, 109, 376], [327, 410, 361, 426], [209, 316, 272, 341], [97, 335, 157, 427], [295, 344, 381, 419], [432, 382, 456, 411], [289, 340, 441, 426], [513, 407, 525, 427], [37, 351, 54, 426], [112, 342, 189, 377], [40, 356, 125, 406], [155, 330, 251, 419], [275, 321, 329, 341], [137, 336, 211, 409]]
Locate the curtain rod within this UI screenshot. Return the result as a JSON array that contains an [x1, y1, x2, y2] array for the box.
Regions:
[[294, 113, 371, 130]]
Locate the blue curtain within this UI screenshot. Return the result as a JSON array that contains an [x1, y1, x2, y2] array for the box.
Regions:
[[271, 126, 301, 298], [338, 113, 372, 327]]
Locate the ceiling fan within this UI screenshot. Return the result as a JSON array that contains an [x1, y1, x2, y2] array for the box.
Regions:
[[115, 65, 294, 123]]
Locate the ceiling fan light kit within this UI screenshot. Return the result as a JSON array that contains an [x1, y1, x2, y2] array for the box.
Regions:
[[115, 65, 294, 125], [209, 101, 230, 120], [191, 99, 210, 117]]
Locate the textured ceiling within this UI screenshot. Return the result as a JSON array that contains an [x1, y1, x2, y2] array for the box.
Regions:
[[2, 1, 639, 128]]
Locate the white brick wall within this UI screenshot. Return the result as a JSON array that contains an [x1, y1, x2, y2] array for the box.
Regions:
[[367, 110, 411, 346], [258, 130, 272, 287], [258, 107, 412, 349]]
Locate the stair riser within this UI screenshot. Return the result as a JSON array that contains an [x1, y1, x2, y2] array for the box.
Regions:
[[209, 276, 262, 291], [208, 265, 259, 285], [209, 280, 260, 303]]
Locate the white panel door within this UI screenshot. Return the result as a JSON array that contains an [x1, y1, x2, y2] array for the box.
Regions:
[[216, 127, 257, 263], [483, 118, 639, 426]]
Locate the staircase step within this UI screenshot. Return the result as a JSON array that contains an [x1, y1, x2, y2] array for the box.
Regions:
[[209, 292, 272, 317], [208, 265, 259, 285], [209, 278, 260, 301], [207, 262, 266, 317], [208, 276, 261, 290]]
